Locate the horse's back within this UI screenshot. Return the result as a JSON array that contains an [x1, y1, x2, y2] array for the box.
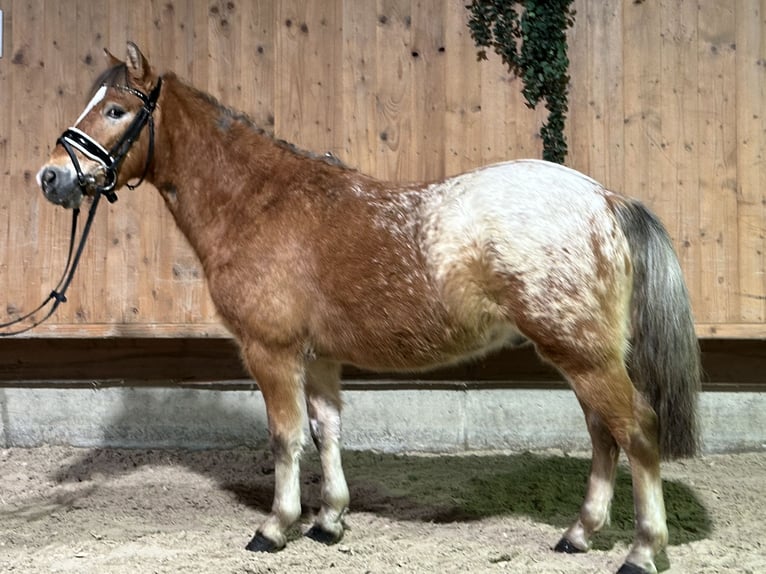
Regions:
[[424, 160, 614, 256]]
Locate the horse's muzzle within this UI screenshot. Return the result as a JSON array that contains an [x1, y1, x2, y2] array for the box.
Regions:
[[37, 165, 84, 209]]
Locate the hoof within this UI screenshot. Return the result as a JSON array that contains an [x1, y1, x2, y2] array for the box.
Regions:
[[306, 524, 343, 546], [554, 537, 585, 554], [616, 562, 650, 574], [245, 532, 283, 553]]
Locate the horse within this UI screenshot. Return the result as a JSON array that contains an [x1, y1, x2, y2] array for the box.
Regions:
[[37, 43, 700, 574]]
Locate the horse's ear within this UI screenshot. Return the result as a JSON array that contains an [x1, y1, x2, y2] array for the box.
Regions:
[[104, 48, 122, 69], [125, 41, 151, 85]]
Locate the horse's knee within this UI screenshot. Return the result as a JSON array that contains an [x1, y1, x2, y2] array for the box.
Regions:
[[270, 430, 304, 466]]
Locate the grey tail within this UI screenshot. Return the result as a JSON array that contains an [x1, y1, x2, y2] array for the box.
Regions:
[[612, 197, 701, 460]]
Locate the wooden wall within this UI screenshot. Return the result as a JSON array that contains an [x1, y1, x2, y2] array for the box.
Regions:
[[0, 0, 763, 339]]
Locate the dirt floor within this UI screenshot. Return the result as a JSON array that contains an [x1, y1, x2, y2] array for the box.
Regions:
[[0, 446, 763, 573]]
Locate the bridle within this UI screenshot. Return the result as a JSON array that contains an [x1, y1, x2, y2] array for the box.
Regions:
[[0, 78, 162, 336], [58, 78, 163, 203]]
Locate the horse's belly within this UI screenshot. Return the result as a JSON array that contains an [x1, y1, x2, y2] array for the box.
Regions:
[[432, 321, 528, 366], [327, 316, 527, 373]]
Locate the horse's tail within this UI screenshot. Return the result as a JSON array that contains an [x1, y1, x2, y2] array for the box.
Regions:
[[612, 197, 701, 460]]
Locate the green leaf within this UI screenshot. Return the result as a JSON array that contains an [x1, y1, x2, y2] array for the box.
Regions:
[[465, 0, 575, 163]]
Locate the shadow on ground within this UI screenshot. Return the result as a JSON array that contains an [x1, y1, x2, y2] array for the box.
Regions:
[[340, 451, 710, 551], [52, 447, 711, 551]]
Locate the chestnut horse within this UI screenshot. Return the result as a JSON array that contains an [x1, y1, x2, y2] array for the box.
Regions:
[[38, 43, 699, 574]]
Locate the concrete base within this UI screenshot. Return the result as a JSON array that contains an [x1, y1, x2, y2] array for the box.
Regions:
[[1, 384, 764, 453]]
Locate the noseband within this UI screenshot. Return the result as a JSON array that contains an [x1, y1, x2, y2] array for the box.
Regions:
[[0, 78, 162, 336], [57, 77, 162, 203]]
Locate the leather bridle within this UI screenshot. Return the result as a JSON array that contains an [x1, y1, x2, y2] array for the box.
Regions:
[[57, 78, 162, 203]]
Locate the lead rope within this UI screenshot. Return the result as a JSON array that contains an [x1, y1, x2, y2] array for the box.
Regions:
[[0, 189, 103, 336]]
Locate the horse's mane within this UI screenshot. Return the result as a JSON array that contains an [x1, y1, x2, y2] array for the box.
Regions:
[[88, 64, 349, 171], [182, 78, 349, 170]]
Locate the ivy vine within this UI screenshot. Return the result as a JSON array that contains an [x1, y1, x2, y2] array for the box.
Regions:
[[466, 0, 576, 164]]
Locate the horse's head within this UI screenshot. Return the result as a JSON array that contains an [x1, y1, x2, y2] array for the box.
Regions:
[[37, 42, 161, 208]]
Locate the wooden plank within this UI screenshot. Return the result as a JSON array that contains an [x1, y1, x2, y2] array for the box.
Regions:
[[696, 323, 766, 339], [564, 0, 590, 173], [239, 1, 276, 130], [443, 1, 481, 177], [409, 0, 446, 181], [208, 0, 242, 107], [0, 2, 13, 316], [276, 0, 343, 159], [622, 1, 662, 207], [567, 0, 624, 189], [697, 3, 738, 323], [320, 0, 345, 158], [341, 0, 378, 174], [12, 322, 231, 339], [478, 48, 511, 166], [374, 0, 415, 180], [189, 0, 210, 91], [600, 2, 624, 189], [660, 0, 702, 319], [41, 0, 80, 327], [160, 0, 190, 79], [1, 338, 765, 393], [7, 0, 45, 319], [736, 0, 766, 322], [33, 0, 61, 317]]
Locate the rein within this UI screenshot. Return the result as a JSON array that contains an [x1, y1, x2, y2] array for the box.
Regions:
[[0, 78, 162, 336], [0, 193, 102, 336]]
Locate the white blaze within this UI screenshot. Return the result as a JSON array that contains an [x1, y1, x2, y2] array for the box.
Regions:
[[74, 85, 107, 126]]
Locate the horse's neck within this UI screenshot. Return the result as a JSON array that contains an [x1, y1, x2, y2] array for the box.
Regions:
[[149, 76, 278, 265]]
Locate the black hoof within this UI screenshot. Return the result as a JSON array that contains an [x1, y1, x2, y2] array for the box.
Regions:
[[554, 537, 584, 554], [245, 533, 283, 553], [616, 562, 650, 574], [306, 524, 343, 546]]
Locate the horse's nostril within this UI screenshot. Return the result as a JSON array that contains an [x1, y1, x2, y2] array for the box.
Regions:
[[43, 168, 57, 185]]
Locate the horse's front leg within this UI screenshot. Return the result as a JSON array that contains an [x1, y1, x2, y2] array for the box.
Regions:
[[304, 360, 349, 544], [242, 342, 307, 552]]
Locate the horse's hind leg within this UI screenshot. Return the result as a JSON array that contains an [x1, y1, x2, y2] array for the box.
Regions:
[[241, 341, 307, 552], [303, 360, 349, 544], [555, 400, 619, 553], [559, 358, 667, 574]]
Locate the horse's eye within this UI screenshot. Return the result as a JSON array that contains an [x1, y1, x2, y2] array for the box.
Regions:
[[105, 106, 126, 120]]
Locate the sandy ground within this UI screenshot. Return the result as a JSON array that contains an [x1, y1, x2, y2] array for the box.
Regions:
[[0, 446, 763, 573]]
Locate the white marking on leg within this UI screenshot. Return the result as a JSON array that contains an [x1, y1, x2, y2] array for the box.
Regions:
[[309, 395, 349, 537], [623, 454, 666, 573], [254, 360, 307, 548], [259, 434, 304, 547]]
